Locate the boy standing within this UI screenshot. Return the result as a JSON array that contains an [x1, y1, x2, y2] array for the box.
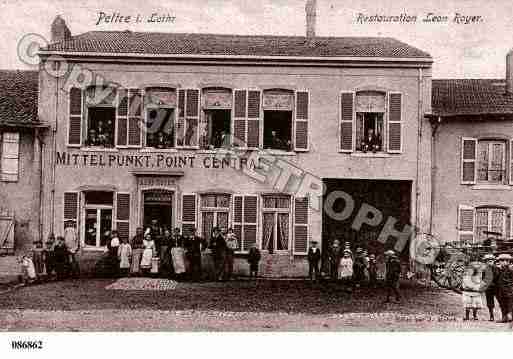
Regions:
[[307, 241, 321, 282], [247, 244, 261, 279], [384, 250, 401, 303]]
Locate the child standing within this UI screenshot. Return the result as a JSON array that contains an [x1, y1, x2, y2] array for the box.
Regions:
[[307, 241, 321, 282], [338, 249, 354, 285], [462, 262, 486, 321], [368, 254, 377, 288], [53, 236, 68, 280], [32, 240, 46, 280], [118, 237, 132, 277], [247, 244, 261, 279]]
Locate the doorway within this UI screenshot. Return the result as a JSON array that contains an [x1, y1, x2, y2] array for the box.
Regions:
[[143, 190, 173, 229]]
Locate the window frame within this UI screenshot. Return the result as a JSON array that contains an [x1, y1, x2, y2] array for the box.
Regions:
[[477, 140, 507, 185], [199, 193, 231, 240], [354, 90, 388, 153], [143, 104, 177, 150], [261, 195, 292, 252]]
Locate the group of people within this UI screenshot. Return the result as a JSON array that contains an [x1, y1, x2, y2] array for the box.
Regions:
[[307, 239, 402, 302], [105, 220, 260, 282], [461, 253, 513, 322]]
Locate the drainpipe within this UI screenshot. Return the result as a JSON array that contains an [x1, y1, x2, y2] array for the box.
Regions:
[[50, 73, 58, 236], [415, 68, 423, 234], [429, 116, 441, 234]]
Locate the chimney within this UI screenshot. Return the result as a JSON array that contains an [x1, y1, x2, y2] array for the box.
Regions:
[[51, 15, 71, 43], [507, 49, 513, 95], [305, 0, 317, 38]]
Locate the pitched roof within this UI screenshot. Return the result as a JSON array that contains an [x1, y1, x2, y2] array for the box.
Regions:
[[432, 79, 513, 117], [0, 70, 40, 127], [42, 31, 431, 60]]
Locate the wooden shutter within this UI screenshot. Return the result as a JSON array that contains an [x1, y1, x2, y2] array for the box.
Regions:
[[293, 197, 309, 255], [458, 204, 475, 243], [1, 132, 19, 181], [184, 89, 200, 147], [116, 88, 128, 146], [176, 89, 186, 146], [387, 93, 402, 153], [340, 92, 354, 152], [63, 192, 79, 230], [127, 89, 143, 146], [115, 193, 130, 242], [68, 87, 82, 146], [461, 137, 477, 184], [0, 211, 15, 254], [242, 195, 258, 251], [247, 90, 261, 148], [233, 195, 243, 252], [181, 193, 197, 237], [295, 91, 309, 151], [233, 89, 247, 146], [509, 140, 513, 185]]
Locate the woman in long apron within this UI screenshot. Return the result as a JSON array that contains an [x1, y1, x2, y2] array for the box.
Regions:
[[171, 229, 186, 278], [140, 234, 155, 276]]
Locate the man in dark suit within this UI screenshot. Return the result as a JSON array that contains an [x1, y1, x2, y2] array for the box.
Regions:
[[186, 227, 206, 281], [496, 253, 513, 322], [308, 241, 321, 282], [384, 250, 402, 303]]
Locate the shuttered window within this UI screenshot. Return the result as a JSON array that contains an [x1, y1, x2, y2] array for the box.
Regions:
[[458, 205, 475, 243], [115, 193, 130, 242], [247, 90, 261, 148], [233, 195, 258, 252], [233, 89, 247, 146], [293, 197, 309, 254], [294, 91, 309, 151], [0, 132, 20, 182], [181, 193, 197, 237], [387, 93, 402, 153], [340, 92, 354, 152], [177, 89, 200, 147], [127, 89, 143, 147], [68, 87, 82, 146], [116, 88, 128, 146], [63, 192, 79, 229], [461, 137, 477, 184]]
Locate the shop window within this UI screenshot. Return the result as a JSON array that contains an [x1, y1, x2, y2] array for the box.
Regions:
[[477, 140, 506, 184], [263, 111, 292, 151], [0, 132, 19, 182], [84, 191, 113, 248], [200, 194, 230, 240], [85, 107, 116, 147], [262, 195, 291, 252], [145, 108, 175, 149], [201, 109, 231, 149]]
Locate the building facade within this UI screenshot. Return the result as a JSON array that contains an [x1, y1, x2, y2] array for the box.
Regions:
[[0, 70, 46, 257], [35, 16, 433, 277], [431, 52, 513, 248]]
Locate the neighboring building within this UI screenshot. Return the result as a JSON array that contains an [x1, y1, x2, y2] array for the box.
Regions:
[[36, 10, 433, 276], [0, 70, 47, 255], [431, 51, 513, 247]]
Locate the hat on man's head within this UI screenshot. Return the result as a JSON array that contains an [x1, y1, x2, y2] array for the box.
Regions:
[[384, 250, 395, 256], [343, 249, 352, 254], [311, 240, 318, 244], [497, 253, 512, 261], [483, 254, 496, 261]]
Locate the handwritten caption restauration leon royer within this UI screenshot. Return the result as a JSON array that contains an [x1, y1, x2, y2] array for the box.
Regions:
[[355, 12, 483, 25], [96, 12, 176, 26]]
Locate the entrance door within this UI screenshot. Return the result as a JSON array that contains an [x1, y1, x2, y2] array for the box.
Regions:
[[143, 190, 173, 229], [84, 207, 112, 247]]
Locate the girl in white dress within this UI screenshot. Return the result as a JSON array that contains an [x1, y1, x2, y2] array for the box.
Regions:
[[117, 237, 132, 277], [140, 234, 155, 275], [338, 250, 354, 284]]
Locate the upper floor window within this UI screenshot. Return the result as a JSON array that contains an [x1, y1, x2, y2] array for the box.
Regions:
[[461, 137, 511, 185], [477, 140, 505, 184], [201, 88, 232, 149], [340, 91, 402, 154], [263, 90, 293, 151], [84, 86, 117, 148], [0, 132, 19, 182], [144, 87, 176, 149]]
